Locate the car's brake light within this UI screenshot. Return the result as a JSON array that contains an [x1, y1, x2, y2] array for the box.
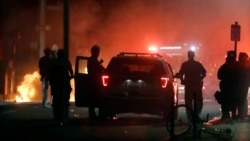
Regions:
[[173, 81, 178, 105], [161, 77, 169, 88], [102, 75, 109, 87]]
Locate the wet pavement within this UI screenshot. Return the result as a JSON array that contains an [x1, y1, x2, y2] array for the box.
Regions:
[[1, 100, 250, 141], [171, 115, 250, 141]]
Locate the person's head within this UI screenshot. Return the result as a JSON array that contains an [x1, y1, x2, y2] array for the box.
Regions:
[[91, 45, 100, 58], [238, 52, 248, 63], [226, 50, 236, 64], [51, 44, 58, 58], [44, 48, 51, 56], [187, 50, 195, 60]]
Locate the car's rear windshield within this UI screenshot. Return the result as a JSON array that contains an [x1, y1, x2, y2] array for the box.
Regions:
[[107, 57, 167, 75]]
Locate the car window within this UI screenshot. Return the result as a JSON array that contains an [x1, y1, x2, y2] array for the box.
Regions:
[[165, 62, 174, 75], [120, 64, 154, 73], [107, 57, 165, 75], [78, 59, 88, 74]]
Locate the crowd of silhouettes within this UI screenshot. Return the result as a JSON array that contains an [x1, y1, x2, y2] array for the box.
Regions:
[[38, 44, 107, 124], [38, 46, 74, 126], [217, 50, 250, 121], [177, 49, 250, 123], [39, 44, 250, 124], [49, 49, 74, 125]]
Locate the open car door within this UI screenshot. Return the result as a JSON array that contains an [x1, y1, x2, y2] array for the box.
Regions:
[[74, 56, 90, 107]]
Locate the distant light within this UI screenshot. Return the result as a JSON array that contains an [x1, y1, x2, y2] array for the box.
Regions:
[[159, 46, 182, 50], [148, 45, 158, 52], [190, 45, 196, 51]]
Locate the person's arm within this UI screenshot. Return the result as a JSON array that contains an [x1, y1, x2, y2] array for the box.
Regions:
[[178, 64, 185, 85], [217, 66, 223, 80], [68, 61, 74, 78], [201, 64, 207, 79]]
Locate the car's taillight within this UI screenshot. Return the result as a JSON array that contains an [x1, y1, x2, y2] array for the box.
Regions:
[[161, 77, 169, 88], [173, 81, 178, 105], [102, 75, 109, 87]]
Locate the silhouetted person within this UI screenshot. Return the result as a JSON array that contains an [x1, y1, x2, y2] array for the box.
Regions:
[[87, 45, 105, 121], [49, 49, 74, 125], [178, 50, 206, 122], [49, 44, 58, 105], [236, 52, 249, 120], [217, 50, 238, 121], [38, 47, 52, 108], [51, 44, 58, 62]]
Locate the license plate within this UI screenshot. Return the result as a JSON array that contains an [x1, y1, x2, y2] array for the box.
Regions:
[[126, 82, 143, 90]]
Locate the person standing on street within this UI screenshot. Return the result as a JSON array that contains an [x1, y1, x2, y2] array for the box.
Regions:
[[217, 50, 238, 121], [38, 47, 52, 108], [49, 44, 59, 106], [236, 52, 249, 120], [178, 50, 207, 122], [87, 45, 105, 121], [49, 49, 74, 125]]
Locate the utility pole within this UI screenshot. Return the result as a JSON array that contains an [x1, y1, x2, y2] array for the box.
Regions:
[[63, 0, 69, 59], [39, 0, 46, 58]]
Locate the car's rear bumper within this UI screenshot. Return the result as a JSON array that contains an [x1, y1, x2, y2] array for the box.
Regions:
[[98, 96, 172, 115]]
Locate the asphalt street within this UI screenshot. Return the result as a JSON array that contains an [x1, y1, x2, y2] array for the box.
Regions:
[[0, 100, 250, 141]]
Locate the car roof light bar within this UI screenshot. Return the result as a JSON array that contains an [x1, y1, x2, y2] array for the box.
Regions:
[[118, 52, 162, 57]]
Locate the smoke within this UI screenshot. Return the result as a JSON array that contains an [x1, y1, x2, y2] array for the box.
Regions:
[[67, 0, 250, 97], [69, 0, 250, 67]]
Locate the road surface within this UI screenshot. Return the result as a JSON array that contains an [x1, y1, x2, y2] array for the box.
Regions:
[[0, 99, 249, 141]]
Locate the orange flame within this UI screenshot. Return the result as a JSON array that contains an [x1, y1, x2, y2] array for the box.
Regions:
[[15, 71, 75, 103], [16, 71, 40, 102]]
